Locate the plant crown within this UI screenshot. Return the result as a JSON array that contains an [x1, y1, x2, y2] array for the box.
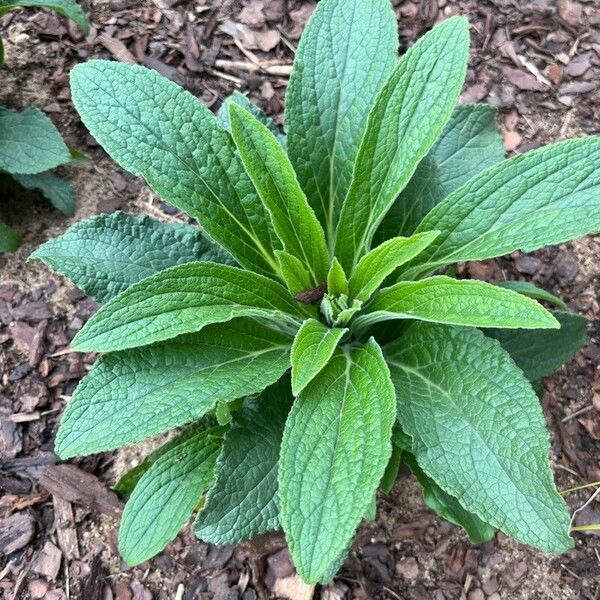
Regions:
[[32, 0, 599, 584]]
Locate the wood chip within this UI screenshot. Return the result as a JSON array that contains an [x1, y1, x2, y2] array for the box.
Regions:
[[39, 464, 123, 519], [97, 33, 137, 64], [53, 495, 80, 560], [273, 575, 315, 600], [31, 541, 62, 580], [0, 512, 35, 555]]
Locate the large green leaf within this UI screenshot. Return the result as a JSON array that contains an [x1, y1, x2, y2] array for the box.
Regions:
[[354, 276, 559, 332], [71, 262, 306, 352], [347, 232, 439, 303], [11, 171, 75, 216], [375, 104, 504, 242], [0, 0, 89, 33], [0, 107, 71, 175], [119, 424, 224, 565], [229, 104, 330, 286], [279, 339, 396, 583], [403, 136, 600, 277], [290, 319, 346, 396], [334, 17, 470, 272], [487, 311, 587, 382], [218, 91, 284, 146], [405, 454, 495, 544], [494, 281, 566, 309], [0, 219, 21, 252], [70, 61, 281, 278], [31, 212, 233, 303], [194, 378, 293, 543], [285, 0, 397, 243], [386, 322, 572, 552], [56, 319, 292, 457]]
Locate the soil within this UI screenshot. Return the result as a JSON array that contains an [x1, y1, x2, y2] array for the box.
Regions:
[[1, 0, 600, 599]]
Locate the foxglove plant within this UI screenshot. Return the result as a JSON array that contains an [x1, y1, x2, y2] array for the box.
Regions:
[[33, 0, 599, 584]]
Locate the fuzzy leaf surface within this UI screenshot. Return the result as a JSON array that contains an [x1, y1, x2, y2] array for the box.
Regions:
[[405, 454, 495, 544], [56, 319, 292, 457], [72, 262, 305, 352], [279, 339, 396, 583], [386, 322, 572, 552], [405, 137, 600, 276], [334, 17, 470, 271], [229, 105, 330, 286], [376, 104, 504, 241], [290, 319, 346, 396], [0, 107, 71, 175], [70, 61, 281, 277], [354, 276, 559, 331], [494, 281, 566, 309], [12, 171, 75, 215], [194, 378, 293, 543], [348, 232, 439, 303], [31, 212, 233, 303], [119, 424, 224, 565], [285, 0, 398, 239], [0, 0, 88, 32], [487, 311, 587, 382]]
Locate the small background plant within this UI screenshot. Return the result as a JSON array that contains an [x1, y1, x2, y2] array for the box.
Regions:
[[12, 3, 596, 592], [0, 0, 88, 252]]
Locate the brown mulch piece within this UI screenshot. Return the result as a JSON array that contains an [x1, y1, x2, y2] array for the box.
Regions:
[[1, 0, 600, 598]]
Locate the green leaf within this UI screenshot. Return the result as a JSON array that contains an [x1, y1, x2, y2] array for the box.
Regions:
[[380, 443, 402, 494], [354, 276, 559, 332], [0, 0, 89, 33], [71, 262, 305, 353], [0, 107, 71, 175], [375, 104, 504, 242], [386, 322, 572, 552], [286, 0, 398, 243], [31, 212, 234, 303], [347, 231, 439, 303], [334, 17, 470, 272], [327, 258, 348, 297], [194, 377, 293, 544], [113, 417, 216, 499], [69, 61, 281, 278], [11, 171, 75, 216], [290, 319, 346, 396], [0, 38, 4, 68], [487, 311, 587, 382], [404, 454, 496, 544], [56, 319, 292, 458], [279, 339, 396, 583], [495, 281, 566, 309], [119, 424, 224, 565], [218, 91, 284, 146], [0, 219, 21, 252], [275, 250, 313, 295], [229, 104, 330, 287], [404, 136, 600, 277]]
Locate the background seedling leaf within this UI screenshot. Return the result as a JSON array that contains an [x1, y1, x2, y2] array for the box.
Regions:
[[279, 339, 396, 583], [31, 212, 234, 303], [119, 424, 224, 565], [290, 319, 347, 396], [354, 276, 559, 331], [0, 0, 89, 33], [404, 136, 600, 276], [487, 311, 587, 382], [70, 61, 282, 278], [376, 104, 504, 242], [494, 281, 567, 309], [72, 262, 305, 352], [286, 0, 398, 243], [334, 17, 470, 271], [229, 105, 330, 286], [12, 171, 75, 216], [0, 219, 21, 252], [0, 107, 71, 174], [194, 378, 293, 543], [56, 319, 292, 457], [386, 322, 572, 552]]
